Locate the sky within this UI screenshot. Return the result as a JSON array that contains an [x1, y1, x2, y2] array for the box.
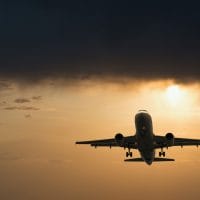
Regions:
[[1, 1, 200, 200]]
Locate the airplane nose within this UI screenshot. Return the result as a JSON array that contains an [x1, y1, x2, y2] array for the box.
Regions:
[[144, 154, 154, 165], [146, 159, 153, 165]]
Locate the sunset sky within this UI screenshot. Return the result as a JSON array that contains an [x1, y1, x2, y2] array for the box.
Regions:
[[1, 1, 200, 200]]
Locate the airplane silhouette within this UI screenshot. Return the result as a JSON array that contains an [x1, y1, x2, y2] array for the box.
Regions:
[[76, 110, 200, 165]]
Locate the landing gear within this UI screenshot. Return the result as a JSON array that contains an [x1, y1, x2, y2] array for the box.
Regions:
[[163, 152, 166, 157], [159, 148, 166, 157], [126, 148, 133, 157]]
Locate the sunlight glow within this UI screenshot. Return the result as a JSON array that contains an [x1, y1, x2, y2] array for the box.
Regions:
[[165, 85, 184, 106]]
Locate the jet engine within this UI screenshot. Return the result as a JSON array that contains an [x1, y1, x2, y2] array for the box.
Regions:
[[165, 132, 174, 146], [115, 133, 124, 146]]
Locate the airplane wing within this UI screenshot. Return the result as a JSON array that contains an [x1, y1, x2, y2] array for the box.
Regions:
[[155, 136, 200, 148], [76, 136, 137, 149]]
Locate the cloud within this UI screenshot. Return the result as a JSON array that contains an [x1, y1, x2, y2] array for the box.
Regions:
[[0, 101, 7, 106], [4, 106, 40, 111], [1, 64, 200, 85], [14, 98, 31, 103], [25, 114, 32, 118], [32, 96, 42, 100], [0, 2, 200, 84], [0, 82, 13, 90]]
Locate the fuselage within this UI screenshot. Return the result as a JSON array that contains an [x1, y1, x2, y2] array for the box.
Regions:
[[135, 110, 155, 165]]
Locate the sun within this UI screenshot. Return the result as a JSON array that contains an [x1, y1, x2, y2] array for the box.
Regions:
[[166, 85, 183, 106]]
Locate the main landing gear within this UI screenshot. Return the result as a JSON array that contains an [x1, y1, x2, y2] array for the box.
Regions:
[[159, 148, 166, 157], [126, 148, 133, 157]]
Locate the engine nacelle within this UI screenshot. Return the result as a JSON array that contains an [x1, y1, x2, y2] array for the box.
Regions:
[[165, 132, 174, 146], [115, 133, 124, 146]]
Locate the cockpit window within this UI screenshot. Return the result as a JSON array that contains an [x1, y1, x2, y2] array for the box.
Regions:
[[138, 109, 148, 113]]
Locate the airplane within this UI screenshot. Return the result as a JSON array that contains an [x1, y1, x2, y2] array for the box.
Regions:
[[75, 110, 200, 165]]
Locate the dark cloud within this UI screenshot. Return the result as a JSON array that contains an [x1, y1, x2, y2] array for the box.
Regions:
[[1, 1, 200, 84], [32, 96, 42, 100], [14, 98, 31, 103], [4, 106, 40, 111]]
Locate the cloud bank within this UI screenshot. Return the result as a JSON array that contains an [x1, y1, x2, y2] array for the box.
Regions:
[[4, 106, 40, 111], [1, 1, 200, 84], [14, 98, 31, 103]]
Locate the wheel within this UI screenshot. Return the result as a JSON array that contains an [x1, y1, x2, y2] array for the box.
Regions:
[[126, 152, 129, 157], [163, 152, 166, 157], [130, 152, 133, 157], [159, 152, 161, 157]]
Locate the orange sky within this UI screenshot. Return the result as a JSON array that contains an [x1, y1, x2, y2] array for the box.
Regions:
[[0, 80, 200, 200]]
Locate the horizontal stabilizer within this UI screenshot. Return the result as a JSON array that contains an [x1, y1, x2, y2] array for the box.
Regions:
[[124, 158, 175, 162]]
